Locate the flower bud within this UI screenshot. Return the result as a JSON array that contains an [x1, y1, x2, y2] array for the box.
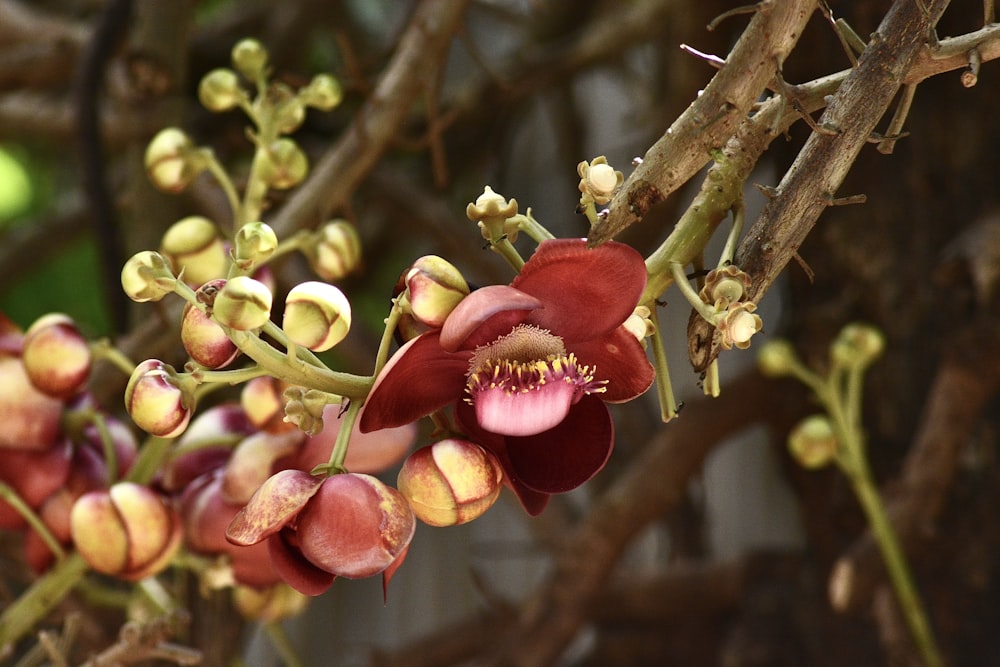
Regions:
[[144, 127, 204, 193], [124, 359, 193, 438], [294, 473, 414, 579], [198, 68, 243, 112], [0, 356, 63, 451], [718, 302, 762, 350], [22, 313, 91, 398], [231, 38, 268, 80], [0, 439, 72, 529], [403, 256, 469, 328], [307, 220, 361, 282], [70, 482, 182, 581], [257, 138, 307, 190], [788, 414, 839, 469], [467, 187, 519, 243], [241, 376, 296, 433], [233, 583, 308, 623], [397, 439, 503, 527], [121, 251, 176, 303], [700, 265, 752, 308], [181, 282, 239, 369], [271, 83, 306, 135], [160, 216, 228, 286], [830, 322, 885, 369], [233, 221, 278, 272], [622, 305, 655, 343], [757, 339, 799, 378], [213, 275, 273, 330], [577, 157, 623, 206], [221, 429, 304, 505], [300, 74, 343, 111], [282, 281, 351, 352]]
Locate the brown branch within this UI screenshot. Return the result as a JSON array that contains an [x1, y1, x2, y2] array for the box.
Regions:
[[587, 0, 816, 245], [827, 319, 1000, 613], [481, 372, 788, 667], [268, 0, 471, 239]]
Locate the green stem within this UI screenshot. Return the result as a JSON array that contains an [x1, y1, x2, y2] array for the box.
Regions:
[[324, 398, 363, 473], [839, 457, 944, 667], [648, 310, 679, 422], [261, 321, 326, 369], [490, 236, 525, 272], [264, 622, 305, 667], [0, 482, 65, 561], [125, 436, 174, 486], [373, 301, 404, 376], [826, 382, 943, 667], [199, 148, 243, 234], [669, 262, 719, 324], [0, 552, 88, 653], [90, 338, 137, 376], [514, 209, 555, 243], [717, 201, 745, 269], [226, 328, 372, 399]]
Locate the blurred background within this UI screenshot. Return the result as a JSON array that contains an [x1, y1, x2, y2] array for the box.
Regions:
[[2, 0, 1000, 665]]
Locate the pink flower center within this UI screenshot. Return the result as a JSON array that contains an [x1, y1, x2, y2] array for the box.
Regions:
[[465, 324, 606, 437]]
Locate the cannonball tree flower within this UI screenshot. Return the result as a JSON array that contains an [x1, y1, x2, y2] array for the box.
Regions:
[[226, 470, 414, 596], [360, 239, 655, 515]]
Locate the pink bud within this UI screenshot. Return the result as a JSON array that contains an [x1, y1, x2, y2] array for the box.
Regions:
[[21, 314, 92, 398], [0, 356, 63, 451], [70, 482, 182, 580], [182, 280, 239, 369], [294, 474, 414, 579], [397, 439, 503, 526], [124, 359, 193, 438]]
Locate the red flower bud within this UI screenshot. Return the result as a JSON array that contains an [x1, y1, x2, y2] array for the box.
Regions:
[[124, 359, 194, 438], [21, 313, 92, 398]]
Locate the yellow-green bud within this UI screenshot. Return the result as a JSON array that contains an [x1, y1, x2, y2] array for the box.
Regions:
[[121, 250, 176, 303], [788, 414, 839, 469], [213, 276, 273, 330], [403, 256, 469, 328], [271, 83, 306, 135], [70, 482, 182, 581], [161, 216, 228, 286], [258, 138, 307, 190], [199, 68, 243, 112], [233, 221, 278, 272], [577, 156, 623, 206], [308, 220, 361, 281], [233, 583, 308, 623], [300, 74, 343, 111], [397, 439, 503, 527], [231, 38, 268, 80], [144, 127, 204, 193], [757, 339, 799, 378], [282, 281, 351, 352], [467, 186, 519, 243], [22, 313, 92, 399], [830, 322, 885, 369]]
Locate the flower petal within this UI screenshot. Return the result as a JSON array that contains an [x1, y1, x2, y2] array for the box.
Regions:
[[226, 469, 323, 546], [504, 396, 613, 493], [268, 530, 336, 596], [359, 331, 470, 432], [439, 285, 541, 352], [512, 239, 647, 343], [572, 326, 655, 402]]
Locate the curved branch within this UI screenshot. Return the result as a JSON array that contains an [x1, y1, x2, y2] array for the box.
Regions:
[[587, 0, 817, 246]]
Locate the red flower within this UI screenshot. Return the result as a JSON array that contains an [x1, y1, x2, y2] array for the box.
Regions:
[[360, 239, 654, 514]]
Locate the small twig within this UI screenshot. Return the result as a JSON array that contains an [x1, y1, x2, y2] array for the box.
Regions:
[[877, 83, 918, 154], [679, 43, 725, 69], [706, 2, 766, 32], [817, 1, 860, 66]]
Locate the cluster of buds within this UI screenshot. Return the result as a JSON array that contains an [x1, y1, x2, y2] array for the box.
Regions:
[[0, 313, 165, 578], [698, 264, 763, 350]]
